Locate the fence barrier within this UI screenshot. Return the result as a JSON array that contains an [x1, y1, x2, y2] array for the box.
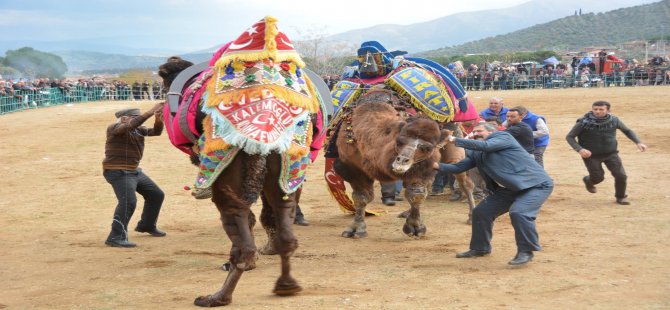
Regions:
[[2, 73, 668, 115], [1, 86, 165, 115]]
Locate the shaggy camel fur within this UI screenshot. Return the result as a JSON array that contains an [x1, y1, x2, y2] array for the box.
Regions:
[[334, 90, 448, 238]]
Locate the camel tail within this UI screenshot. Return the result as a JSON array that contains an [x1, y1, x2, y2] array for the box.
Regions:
[[241, 154, 267, 204]]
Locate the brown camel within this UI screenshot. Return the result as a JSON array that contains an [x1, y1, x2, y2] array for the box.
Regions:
[[439, 122, 476, 224], [333, 90, 449, 238], [159, 49, 309, 308]]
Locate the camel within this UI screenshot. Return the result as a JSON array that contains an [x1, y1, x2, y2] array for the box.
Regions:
[[157, 16, 325, 307], [439, 122, 476, 224], [333, 89, 449, 238], [160, 58, 303, 307]]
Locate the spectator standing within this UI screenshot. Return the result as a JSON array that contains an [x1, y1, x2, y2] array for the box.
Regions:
[[505, 108, 535, 155], [513, 106, 549, 167], [480, 97, 508, 124]]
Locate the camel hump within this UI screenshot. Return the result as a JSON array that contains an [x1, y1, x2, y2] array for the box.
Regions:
[[354, 100, 396, 115]]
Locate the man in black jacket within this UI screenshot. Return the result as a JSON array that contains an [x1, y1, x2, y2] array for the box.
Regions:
[[505, 108, 534, 155], [566, 101, 647, 205]]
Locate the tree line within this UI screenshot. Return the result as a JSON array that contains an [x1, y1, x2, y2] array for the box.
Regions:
[[0, 47, 68, 79]]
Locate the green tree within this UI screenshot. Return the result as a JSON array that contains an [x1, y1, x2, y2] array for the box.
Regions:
[[0, 65, 20, 78], [2, 47, 68, 79]]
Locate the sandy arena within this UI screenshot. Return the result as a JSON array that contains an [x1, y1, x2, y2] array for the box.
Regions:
[[0, 86, 669, 309]]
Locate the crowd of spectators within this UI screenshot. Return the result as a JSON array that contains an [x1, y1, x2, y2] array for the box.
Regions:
[[449, 56, 669, 91], [1, 77, 165, 114]]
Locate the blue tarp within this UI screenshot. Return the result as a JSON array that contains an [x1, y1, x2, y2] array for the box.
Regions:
[[543, 56, 560, 65], [579, 57, 593, 65]]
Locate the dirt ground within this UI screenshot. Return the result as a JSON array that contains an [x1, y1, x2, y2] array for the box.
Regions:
[[1, 86, 669, 309]]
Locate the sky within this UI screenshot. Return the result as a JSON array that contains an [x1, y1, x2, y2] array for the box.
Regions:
[[0, 0, 533, 52]]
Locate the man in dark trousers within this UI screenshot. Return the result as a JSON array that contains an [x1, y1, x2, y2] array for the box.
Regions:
[[565, 101, 647, 205], [434, 122, 553, 266], [103, 102, 167, 247]]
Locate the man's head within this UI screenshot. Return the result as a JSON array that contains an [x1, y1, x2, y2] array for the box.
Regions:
[[472, 122, 498, 140], [484, 116, 502, 127], [506, 108, 522, 125], [488, 97, 504, 113], [591, 101, 611, 118], [115, 108, 141, 122]]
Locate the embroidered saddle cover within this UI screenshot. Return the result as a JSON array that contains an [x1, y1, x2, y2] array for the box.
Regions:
[[193, 16, 326, 194]]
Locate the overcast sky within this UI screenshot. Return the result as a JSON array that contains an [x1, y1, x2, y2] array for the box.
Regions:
[[0, 0, 533, 51]]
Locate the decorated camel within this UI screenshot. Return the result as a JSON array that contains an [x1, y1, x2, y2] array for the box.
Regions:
[[325, 41, 478, 230], [333, 89, 449, 237], [159, 17, 328, 307]]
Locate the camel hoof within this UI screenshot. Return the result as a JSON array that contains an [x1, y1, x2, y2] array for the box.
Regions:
[[397, 210, 410, 218], [221, 261, 256, 271], [194, 295, 231, 307], [342, 229, 367, 238], [273, 284, 303, 296], [403, 223, 427, 237]]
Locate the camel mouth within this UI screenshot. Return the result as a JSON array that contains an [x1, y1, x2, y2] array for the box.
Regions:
[[391, 161, 412, 174]]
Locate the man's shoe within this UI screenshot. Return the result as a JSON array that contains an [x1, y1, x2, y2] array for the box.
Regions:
[[294, 215, 310, 226], [455, 249, 491, 258], [616, 197, 631, 205], [583, 177, 597, 193], [508, 251, 534, 265], [448, 191, 463, 201], [394, 194, 404, 201], [382, 197, 396, 206], [135, 227, 167, 237], [105, 239, 137, 248], [429, 189, 445, 196]]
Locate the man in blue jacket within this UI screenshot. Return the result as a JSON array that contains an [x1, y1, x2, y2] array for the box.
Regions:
[[435, 122, 553, 266], [514, 106, 550, 167], [479, 97, 508, 124]]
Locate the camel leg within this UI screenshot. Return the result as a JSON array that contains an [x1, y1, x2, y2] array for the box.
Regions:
[[221, 210, 258, 270], [194, 154, 264, 307], [342, 188, 373, 238], [402, 183, 427, 237], [333, 159, 374, 238], [258, 194, 278, 255], [195, 204, 257, 307], [263, 153, 302, 295], [455, 172, 476, 225]]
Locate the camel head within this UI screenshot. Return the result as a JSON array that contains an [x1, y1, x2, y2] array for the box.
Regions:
[[391, 117, 445, 174], [158, 56, 194, 89]]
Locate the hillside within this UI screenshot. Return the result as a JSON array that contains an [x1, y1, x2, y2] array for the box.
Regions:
[[327, 0, 657, 52], [54, 50, 213, 74], [421, 0, 670, 56]]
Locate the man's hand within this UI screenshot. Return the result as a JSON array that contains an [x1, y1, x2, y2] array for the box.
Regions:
[[154, 108, 163, 121], [432, 162, 440, 170], [637, 143, 647, 152], [578, 148, 592, 158]]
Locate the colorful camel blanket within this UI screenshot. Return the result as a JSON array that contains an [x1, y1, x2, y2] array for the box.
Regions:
[[194, 117, 314, 194], [385, 67, 455, 122]]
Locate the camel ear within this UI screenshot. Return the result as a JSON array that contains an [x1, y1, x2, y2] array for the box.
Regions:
[[397, 121, 406, 131]]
